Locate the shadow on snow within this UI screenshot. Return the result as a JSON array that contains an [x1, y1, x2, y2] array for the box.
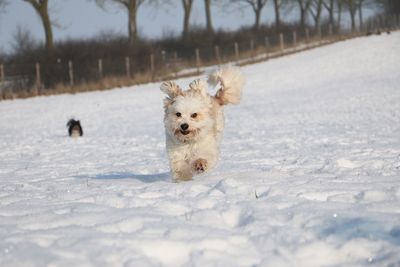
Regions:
[[78, 172, 171, 183]]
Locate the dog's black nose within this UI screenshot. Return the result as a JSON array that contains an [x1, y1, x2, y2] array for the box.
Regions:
[[180, 123, 189, 131]]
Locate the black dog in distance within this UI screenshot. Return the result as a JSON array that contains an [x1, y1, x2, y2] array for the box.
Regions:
[[67, 119, 83, 137]]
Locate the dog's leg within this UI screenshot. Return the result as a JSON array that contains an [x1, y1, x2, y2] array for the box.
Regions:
[[192, 158, 208, 174], [171, 161, 193, 181]]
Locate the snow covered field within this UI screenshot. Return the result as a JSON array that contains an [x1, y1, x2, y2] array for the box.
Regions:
[[1, 33, 400, 267]]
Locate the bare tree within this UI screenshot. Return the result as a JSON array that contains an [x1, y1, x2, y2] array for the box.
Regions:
[[95, 0, 149, 48], [0, 0, 8, 26], [309, 0, 323, 30], [356, 0, 379, 30], [296, 0, 313, 29], [182, 0, 194, 38], [384, 0, 400, 14], [204, 0, 213, 35], [230, 0, 268, 30], [343, 0, 358, 31], [337, 0, 343, 30], [22, 0, 53, 58], [11, 25, 38, 55], [358, 0, 365, 30], [0, 0, 8, 12], [273, 0, 281, 28], [322, 0, 335, 27]]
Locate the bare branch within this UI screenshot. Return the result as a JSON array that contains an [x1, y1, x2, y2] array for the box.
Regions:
[[21, 0, 53, 58], [0, 0, 8, 11], [93, 0, 167, 47], [229, 0, 269, 30]]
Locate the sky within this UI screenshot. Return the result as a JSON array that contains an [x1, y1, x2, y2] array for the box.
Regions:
[[0, 1, 376, 54], [0, 0, 281, 53]]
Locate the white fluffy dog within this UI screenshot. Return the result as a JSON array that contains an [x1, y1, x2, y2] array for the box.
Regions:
[[160, 67, 245, 181]]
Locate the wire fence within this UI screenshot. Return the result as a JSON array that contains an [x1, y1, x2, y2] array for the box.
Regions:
[[1, 14, 399, 100]]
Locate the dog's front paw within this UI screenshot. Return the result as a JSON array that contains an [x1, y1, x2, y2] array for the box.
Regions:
[[193, 159, 208, 174]]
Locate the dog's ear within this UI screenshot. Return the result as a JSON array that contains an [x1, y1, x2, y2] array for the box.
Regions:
[[66, 119, 74, 128], [189, 79, 208, 97], [160, 81, 182, 99], [163, 98, 173, 109]]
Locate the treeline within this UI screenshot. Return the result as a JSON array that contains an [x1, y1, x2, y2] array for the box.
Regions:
[[0, 0, 398, 92]]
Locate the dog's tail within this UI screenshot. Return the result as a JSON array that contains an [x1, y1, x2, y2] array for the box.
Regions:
[[208, 67, 245, 105]]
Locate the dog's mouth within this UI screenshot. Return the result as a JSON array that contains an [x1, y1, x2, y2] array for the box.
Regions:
[[180, 130, 190, 135], [174, 128, 199, 141]]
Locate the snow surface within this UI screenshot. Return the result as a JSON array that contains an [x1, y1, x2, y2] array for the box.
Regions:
[[1, 33, 400, 267]]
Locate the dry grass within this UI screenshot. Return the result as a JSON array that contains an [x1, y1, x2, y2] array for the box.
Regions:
[[0, 31, 373, 101], [0, 72, 157, 100]]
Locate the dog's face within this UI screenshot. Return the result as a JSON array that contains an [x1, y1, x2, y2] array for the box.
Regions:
[[67, 119, 83, 137], [71, 124, 81, 137], [162, 80, 213, 143]]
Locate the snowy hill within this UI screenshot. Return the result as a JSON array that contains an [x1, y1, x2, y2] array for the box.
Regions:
[[1, 33, 400, 267]]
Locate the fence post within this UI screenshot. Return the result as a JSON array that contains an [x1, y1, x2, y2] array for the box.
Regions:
[[318, 25, 322, 44], [150, 54, 155, 81], [35, 63, 41, 95], [264, 36, 269, 60], [329, 24, 333, 40], [0, 64, 4, 99], [195, 48, 201, 74], [370, 19, 374, 33], [279, 33, 284, 53], [173, 51, 178, 76], [98, 59, 103, 79], [387, 15, 390, 30], [161, 50, 166, 63], [397, 14, 400, 29], [250, 39, 255, 62], [391, 14, 395, 31], [215, 45, 221, 66], [292, 31, 297, 48], [234, 42, 239, 64], [383, 15, 386, 31], [68, 60, 74, 87], [0, 64, 4, 84], [125, 56, 131, 78], [305, 28, 310, 46]]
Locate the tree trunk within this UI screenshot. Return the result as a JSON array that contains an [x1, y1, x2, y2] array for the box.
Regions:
[[204, 0, 213, 35], [337, 0, 342, 30], [24, 0, 53, 59], [254, 6, 261, 30], [297, 0, 309, 29], [312, 0, 322, 31], [328, 0, 334, 27], [24, 0, 55, 87], [128, 0, 138, 48], [348, 0, 357, 32], [39, 4, 53, 58], [273, 0, 281, 28], [350, 9, 356, 31], [182, 0, 193, 38], [300, 7, 306, 29], [358, 0, 363, 31]]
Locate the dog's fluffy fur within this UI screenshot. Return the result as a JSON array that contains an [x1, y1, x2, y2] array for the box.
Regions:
[[67, 119, 83, 137], [161, 67, 245, 181]]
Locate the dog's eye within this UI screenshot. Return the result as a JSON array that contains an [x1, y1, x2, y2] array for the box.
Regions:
[[176, 112, 181, 117], [191, 113, 198, 118]]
